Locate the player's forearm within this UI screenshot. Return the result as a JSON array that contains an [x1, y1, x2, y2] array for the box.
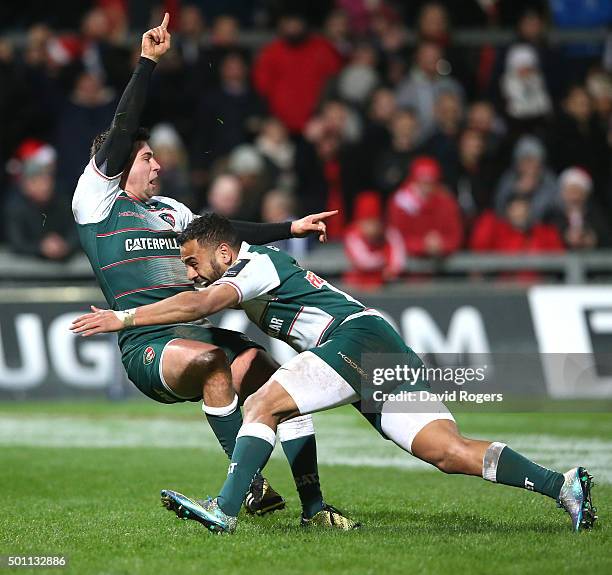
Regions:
[[133, 291, 212, 327], [230, 220, 292, 245], [95, 57, 156, 176]]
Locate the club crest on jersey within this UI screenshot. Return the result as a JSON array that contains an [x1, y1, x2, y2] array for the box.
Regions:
[[143, 346, 156, 365], [159, 212, 176, 228]]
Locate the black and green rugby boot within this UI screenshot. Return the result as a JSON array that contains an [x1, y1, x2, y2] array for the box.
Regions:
[[244, 476, 286, 516]]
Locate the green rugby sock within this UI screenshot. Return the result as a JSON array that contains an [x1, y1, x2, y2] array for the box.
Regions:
[[218, 423, 276, 517], [483, 442, 565, 499], [279, 417, 324, 518], [203, 396, 243, 460]]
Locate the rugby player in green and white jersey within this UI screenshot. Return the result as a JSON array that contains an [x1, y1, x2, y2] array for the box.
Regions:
[[73, 212, 597, 534], [72, 13, 356, 526]]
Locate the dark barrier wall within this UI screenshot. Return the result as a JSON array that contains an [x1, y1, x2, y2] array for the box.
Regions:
[[0, 285, 611, 399]]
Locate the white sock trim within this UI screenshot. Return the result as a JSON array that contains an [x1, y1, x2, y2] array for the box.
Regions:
[[482, 441, 507, 482], [278, 415, 315, 442], [237, 422, 276, 447], [202, 394, 239, 417]]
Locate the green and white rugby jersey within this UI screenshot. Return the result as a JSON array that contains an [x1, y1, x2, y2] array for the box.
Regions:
[[212, 242, 380, 352], [72, 158, 198, 350]]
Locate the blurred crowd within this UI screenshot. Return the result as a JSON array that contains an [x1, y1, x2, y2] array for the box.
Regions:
[[0, 0, 611, 286]]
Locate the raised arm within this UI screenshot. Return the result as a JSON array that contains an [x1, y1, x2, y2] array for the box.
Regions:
[[95, 13, 171, 177], [70, 284, 239, 337]]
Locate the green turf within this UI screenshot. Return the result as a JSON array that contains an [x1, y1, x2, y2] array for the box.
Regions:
[[1, 401, 610, 575]]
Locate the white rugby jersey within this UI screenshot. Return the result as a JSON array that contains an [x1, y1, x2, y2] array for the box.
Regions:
[[213, 242, 381, 351]]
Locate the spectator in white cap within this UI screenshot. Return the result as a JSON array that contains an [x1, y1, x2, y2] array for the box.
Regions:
[[546, 167, 610, 249], [494, 135, 558, 225], [501, 44, 552, 134]]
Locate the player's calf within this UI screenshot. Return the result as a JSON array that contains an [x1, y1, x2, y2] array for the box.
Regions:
[[409, 420, 489, 476], [483, 443, 597, 531], [278, 415, 325, 519], [379, 402, 598, 532], [214, 382, 296, 518]]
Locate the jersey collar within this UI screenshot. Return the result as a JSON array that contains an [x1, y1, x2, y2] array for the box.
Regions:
[[237, 241, 251, 260]]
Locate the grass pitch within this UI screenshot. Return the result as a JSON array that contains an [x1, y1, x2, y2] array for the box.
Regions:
[[1, 401, 610, 575]]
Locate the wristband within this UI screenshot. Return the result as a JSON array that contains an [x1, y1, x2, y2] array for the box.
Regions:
[[112, 308, 137, 328]]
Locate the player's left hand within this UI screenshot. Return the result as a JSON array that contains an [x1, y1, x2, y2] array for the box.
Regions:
[[291, 210, 338, 243], [70, 306, 123, 337]]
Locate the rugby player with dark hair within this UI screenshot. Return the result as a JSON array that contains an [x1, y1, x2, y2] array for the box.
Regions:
[[71, 13, 355, 527], [73, 211, 597, 534]]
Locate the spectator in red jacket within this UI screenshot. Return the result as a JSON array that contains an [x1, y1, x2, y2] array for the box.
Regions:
[[469, 195, 564, 280], [470, 195, 564, 254], [344, 191, 405, 289], [253, 11, 342, 133], [387, 156, 463, 257]]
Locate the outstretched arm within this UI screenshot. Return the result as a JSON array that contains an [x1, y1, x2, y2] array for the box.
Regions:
[[229, 210, 339, 245], [70, 284, 239, 337], [95, 13, 172, 177], [230, 220, 292, 245]]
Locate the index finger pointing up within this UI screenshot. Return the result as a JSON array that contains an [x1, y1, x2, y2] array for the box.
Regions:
[[161, 12, 170, 29]]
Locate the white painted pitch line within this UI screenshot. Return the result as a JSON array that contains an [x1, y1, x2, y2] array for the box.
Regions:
[[1, 415, 611, 484]]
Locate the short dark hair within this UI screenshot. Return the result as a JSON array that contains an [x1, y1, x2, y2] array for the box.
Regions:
[[177, 212, 240, 249], [89, 126, 150, 159]]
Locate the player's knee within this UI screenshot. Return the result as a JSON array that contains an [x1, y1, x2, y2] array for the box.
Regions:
[[435, 437, 472, 474], [197, 348, 229, 372], [243, 389, 268, 419], [243, 382, 285, 423], [195, 348, 231, 389]]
